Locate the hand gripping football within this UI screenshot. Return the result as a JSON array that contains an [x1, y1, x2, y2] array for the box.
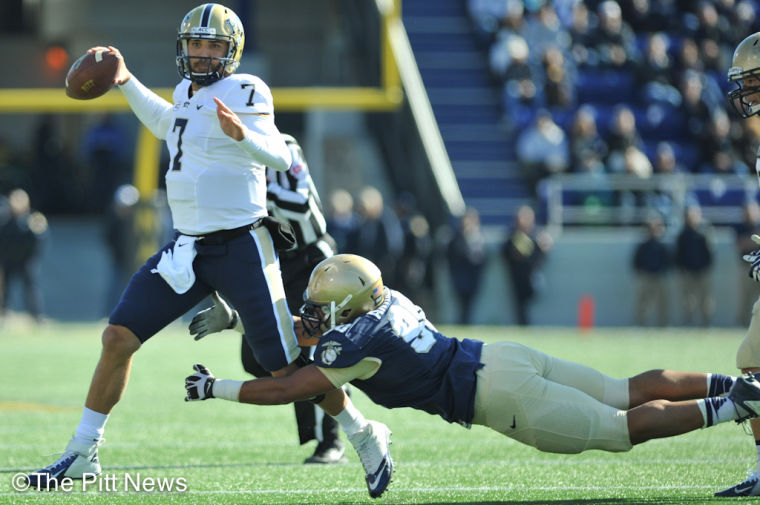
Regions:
[[65, 50, 119, 100]]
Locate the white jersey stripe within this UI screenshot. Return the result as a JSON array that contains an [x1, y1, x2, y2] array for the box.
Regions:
[[250, 227, 300, 363]]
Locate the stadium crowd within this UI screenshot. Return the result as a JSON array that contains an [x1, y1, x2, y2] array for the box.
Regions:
[[467, 0, 760, 195]]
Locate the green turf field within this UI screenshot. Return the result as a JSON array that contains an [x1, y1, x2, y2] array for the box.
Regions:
[[1, 322, 756, 504]]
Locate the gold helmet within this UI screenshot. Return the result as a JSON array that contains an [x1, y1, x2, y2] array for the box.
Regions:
[[728, 32, 760, 118], [176, 3, 245, 86], [299, 254, 385, 336]]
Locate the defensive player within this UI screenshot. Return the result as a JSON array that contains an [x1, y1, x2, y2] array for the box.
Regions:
[[191, 133, 348, 464], [187, 253, 760, 491], [25, 4, 392, 499], [716, 31, 760, 498]]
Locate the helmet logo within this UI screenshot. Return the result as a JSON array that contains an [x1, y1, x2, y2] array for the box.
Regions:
[[320, 341, 342, 365], [190, 27, 216, 36]]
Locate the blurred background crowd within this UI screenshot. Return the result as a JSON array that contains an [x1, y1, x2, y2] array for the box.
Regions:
[[2, 0, 760, 327]]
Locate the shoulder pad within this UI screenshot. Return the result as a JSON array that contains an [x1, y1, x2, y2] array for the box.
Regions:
[[215, 74, 273, 114], [173, 80, 192, 105]]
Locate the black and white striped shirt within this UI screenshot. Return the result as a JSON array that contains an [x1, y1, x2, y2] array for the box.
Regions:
[[266, 137, 330, 255]]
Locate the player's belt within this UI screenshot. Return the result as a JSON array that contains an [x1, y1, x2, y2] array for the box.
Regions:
[[192, 219, 263, 245]]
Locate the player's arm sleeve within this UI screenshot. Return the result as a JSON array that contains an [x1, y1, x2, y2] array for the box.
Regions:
[[118, 76, 173, 140], [235, 114, 291, 171], [316, 358, 382, 389]]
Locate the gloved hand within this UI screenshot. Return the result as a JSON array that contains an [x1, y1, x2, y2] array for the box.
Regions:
[[189, 292, 237, 340], [743, 234, 760, 282], [185, 364, 216, 401]]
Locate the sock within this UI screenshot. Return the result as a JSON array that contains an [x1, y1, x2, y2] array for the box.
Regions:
[[698, 397, 750, 427], [756, 440, 760, 473], [707, 373, 736, 396], [332, 400, 367, 437], [74, 407, 109, 444]]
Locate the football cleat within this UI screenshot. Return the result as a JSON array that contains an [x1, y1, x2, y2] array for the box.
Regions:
[[728, 373, 760, 422], [304, 440, 348, 464], [347, 421, 393, 498], [715, 470, 760, 497], [25, 437, 102, 489]]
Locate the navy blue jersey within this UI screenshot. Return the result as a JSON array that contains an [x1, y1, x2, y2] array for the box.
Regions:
[[313, 289, 484, 426]]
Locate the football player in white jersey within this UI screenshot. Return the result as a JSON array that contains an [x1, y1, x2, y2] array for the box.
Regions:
[[191, 134, 348, 465], [25, 4, 391, 499], [185, 253, 760, 493], [715, 31, 760, 498]]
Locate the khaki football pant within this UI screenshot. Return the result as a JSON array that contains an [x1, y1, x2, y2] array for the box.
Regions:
[[471, 342, 632, 454], [737, 296, 760, 369]]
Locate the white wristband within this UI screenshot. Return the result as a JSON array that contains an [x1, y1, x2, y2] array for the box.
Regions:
[[212, 380, 243, 402]]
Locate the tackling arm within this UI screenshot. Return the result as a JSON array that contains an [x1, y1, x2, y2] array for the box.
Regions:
[[184, 363, 337, 405]]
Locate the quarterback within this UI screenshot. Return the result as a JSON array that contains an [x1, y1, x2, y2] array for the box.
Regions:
[[187, 254, 760, 489], [25, 4, 391, 499], [716, 31, 760, 498]]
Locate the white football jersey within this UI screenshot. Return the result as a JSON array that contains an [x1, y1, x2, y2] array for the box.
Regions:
[[121, 73, 286, 235]]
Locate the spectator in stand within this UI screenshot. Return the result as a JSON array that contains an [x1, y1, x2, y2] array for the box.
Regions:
[[633, 215, 671, 327], [502, 205, 553, 326], [447, 207, 488, 325], [690, 2, 732, 73], [516, 110, 570, 194], [523, 3, 571, 67], [644, 142, 685, 221], [699, 108, 749, 174], [680, 71, 714, 146], [588, 0, 640, 71], [735, 201, 760, 325], [671, 37, 703, 86], [345, 186, 404, 287], [568, 2, 597, 69], [467, 0, 516, 45], [393, 193, 434, 316], [605, 105, 647, 175], [326, 188, 359, 254], [0, 188, 48, 322], [619, 0, 674, 33], [497, 35, 541, 132], [728, 2, 759, 47], [636, 32, 682, 107], [488, 1, 528, 80], [674, 204, 714, 327], [541, 45, 576, 109], [569, 106, 608, 172], [652, 141, 686, 175]]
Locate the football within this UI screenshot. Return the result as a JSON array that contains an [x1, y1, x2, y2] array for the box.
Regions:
[[65, 50, 119, 100]]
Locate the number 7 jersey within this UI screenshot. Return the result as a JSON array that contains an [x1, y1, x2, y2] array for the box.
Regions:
[[313, 288, 484, 427], [164, 74, 284, 234], [119, 72, 282, 235]]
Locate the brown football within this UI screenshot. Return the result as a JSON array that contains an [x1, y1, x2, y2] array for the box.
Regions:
[[65, 50, 119, 100]]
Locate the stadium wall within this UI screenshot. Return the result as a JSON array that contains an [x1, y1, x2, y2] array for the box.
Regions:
[[7, 218, 754, 328]]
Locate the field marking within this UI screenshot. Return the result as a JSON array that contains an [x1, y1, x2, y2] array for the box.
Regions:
[[1, 456, 751, 475], [0, 402, 77, 413], [0, 484, 723, 498]]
